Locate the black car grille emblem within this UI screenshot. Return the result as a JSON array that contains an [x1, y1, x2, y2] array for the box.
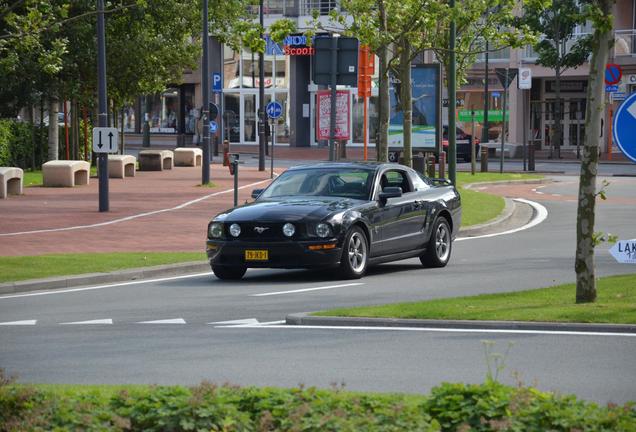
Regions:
[[254, 226, 270, 234]]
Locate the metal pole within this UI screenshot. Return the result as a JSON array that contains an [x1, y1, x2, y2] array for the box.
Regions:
[[363, 96, 368, 161], [329, 35, 338, 162], [470, 110, 476, 175], [258, 0, 266, 171], [481, 40, 489, 147], [448, 0, 457, 185], [500, 69, 508, 174], [523, 89, 527, 171], [97, 0, 109, 212], [233, 161, 238, 207], [201, 0, 210, 184], [270, 119, 275, 179]]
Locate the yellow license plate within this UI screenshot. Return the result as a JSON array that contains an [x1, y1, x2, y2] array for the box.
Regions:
[[245, 250, 268, 261]]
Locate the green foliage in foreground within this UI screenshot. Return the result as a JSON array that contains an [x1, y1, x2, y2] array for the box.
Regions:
[[1, 374, 634, 432], [0, 252, 206, 283], [316, 274, 636, 324]]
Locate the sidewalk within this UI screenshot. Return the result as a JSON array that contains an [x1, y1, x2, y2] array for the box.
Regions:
[[0, 163, 274, 257]]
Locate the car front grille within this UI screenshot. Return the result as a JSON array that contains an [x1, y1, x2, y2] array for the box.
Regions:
[[227, 222, 305, 241]]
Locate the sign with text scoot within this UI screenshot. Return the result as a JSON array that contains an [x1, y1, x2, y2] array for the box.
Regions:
[[609, 239, 636, 264], [612, 92, 636, 163], [92, 127, 118, 153]]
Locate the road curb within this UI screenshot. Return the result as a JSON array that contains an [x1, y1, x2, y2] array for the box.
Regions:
[[459, 197, 516, 237], [0, 261, 210, 295], [285, 312, 636, 333], [462, 178, 553, 190]]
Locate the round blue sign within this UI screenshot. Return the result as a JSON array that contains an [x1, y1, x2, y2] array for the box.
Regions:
[[266, 101, 283, 119], [209, 120, 218, 133], [612, 92, 636, 163]]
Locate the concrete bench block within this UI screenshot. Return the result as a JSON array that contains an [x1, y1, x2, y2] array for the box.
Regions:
[[0, 167, 23, 199], [138, 150, 174, 171], [174, 147, 202, 167], [42, 160, 90, 187], [108, 154, 137, 178]]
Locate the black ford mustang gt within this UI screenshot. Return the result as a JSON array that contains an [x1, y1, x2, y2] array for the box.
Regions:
[[206, 162, 461, 280]]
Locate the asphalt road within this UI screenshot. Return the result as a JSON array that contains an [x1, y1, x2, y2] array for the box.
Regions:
[[1, 174, 635, 404]]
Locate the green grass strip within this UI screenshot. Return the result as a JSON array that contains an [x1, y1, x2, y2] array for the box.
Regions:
[[314, 273, 636, 324], [0, 252, 206, 283]]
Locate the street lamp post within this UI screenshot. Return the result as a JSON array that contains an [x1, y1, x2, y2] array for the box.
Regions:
[[201, 0, 210, 184], [258, 0, 266, 171], [481, 40, 489, 148], [97, 0, 109, 212]]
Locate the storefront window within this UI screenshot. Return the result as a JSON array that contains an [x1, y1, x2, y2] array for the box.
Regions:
[[183, 86, 196, 134], [123, 105, 136, 132], [149, 88, 179, 133]]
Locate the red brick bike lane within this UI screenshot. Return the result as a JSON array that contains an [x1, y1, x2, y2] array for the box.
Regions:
[[0, 164, 275, 256]]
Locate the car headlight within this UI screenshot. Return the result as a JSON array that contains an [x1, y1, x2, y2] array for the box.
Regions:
[[315, 223, 332, 238], [229, 223, 241, 237], [209, 222, 223, 238], [282, 223, 295, 237]]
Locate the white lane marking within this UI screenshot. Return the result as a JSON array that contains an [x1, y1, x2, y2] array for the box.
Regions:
[[551, 194, 562, 197], [227, 323, 636, 338], [137, 318, 186, 324], [209, 318, 259, 326], [456, 198, 548, 241], [60, 319, 113, 325], [251, 283, 364, 297], [0, 320, 37, 326], [0, 272, 212, 300], [0, 178, 275, 237]]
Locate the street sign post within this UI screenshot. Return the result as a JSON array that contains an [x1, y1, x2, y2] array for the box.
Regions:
[[92, 127, 118, 153], [612, 92, 636, 163], [494, 68, 518, 173], [609, 239, 636, 264], [605, 64, 622, 85], [212, 72, 222, 93], [266, 101, 282, 179], [266, 101, 283, 119]]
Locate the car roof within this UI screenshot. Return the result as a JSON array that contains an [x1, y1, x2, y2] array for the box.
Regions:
[[286, 162, 405, 172]]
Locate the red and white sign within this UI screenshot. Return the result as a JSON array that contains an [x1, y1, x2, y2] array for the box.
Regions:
[[317, 90, 351, 140]]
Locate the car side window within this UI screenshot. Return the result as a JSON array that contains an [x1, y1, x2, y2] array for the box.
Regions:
[[381, 170, 412, 193], [411, 171, 432, 191]]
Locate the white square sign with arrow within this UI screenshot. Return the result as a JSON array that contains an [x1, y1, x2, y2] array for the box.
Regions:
[[92, 127, 119, 153]]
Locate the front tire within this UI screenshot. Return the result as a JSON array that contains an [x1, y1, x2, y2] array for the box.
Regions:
[[339, 227, 368, 279], [420, 217, 452, 268], [212, 265, 247, 280]]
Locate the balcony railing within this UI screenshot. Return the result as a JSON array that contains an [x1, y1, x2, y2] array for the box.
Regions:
[[522, 33, 591, 61], [258, 0, 339, 17]]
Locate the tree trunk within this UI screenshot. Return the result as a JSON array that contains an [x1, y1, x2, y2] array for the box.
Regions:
[[575, 2, 613, 304], [399, 38, 412, 168], [120, 107, 125, 155], [377, 0, 389, 162], [47, 97, 59, 161]]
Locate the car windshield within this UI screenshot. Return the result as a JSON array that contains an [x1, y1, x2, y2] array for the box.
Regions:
[[259, 167, 374, 200]]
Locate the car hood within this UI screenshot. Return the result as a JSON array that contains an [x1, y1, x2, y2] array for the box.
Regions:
[[214, 196, 364, 222]]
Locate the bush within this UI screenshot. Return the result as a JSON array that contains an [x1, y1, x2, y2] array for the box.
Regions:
[[0, 120, 48, 169], [1, 376, 634, 432]]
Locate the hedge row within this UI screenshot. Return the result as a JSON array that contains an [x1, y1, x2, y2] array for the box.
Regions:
[[1, 378, 634, 431], [0, 120, 48, 170]]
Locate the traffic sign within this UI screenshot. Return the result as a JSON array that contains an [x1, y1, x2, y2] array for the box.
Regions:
[[210, 120, 218, 133], [518, 67, 532, 89], [495, 68, 518, 89], [612, 92, 636, 163], [266, 101, 283, 119], [609, 239, 636, 264], [606, 85, 619, 92], [212, 72, 222, 93], [92, 127, 118, 153], [605, 64, 622, 85]]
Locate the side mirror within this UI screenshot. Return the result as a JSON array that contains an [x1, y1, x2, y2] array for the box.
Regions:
[[251, 188, 263, 199], [379, 186, 402, 204]]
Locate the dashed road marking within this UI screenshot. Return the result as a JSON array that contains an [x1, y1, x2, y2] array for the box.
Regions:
[[0, 320, 37, 326], [60, 319, 113, 325], [137, 318, 186, 324], [251, 283, 364, 297]]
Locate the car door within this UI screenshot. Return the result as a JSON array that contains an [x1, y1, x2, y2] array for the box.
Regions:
[[373, 168, 422, 255]]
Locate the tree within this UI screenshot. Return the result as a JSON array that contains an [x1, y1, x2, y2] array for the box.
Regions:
[[520, 0, 592, 159], [575, 0, 614, 303]]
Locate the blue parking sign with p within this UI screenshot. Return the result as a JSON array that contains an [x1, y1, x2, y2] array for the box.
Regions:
[[612, 92, 636, 163], [212, 73, 221, 93], [266, 101, 283, 119]]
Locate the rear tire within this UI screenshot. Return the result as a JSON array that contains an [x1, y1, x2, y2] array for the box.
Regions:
[[339, 227, 368, 279], [420, 217, 452, 268], [212, 265, 247, 280]]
